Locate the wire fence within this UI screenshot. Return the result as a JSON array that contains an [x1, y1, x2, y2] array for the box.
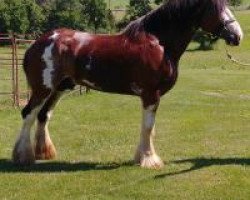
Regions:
[[0, 33, 34, 107]]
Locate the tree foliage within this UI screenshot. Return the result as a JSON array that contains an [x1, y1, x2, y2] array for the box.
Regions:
[[44, 0, 85, 31], [0, 0, 44, 35], [0, 0, 111, 35], [44, 0, 109, 32], [117, 0, 155, 30], [229, 0, 242, 7], [82, 0, 110, 32]]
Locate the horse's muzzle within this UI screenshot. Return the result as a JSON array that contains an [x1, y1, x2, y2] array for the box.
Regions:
[[222, 32, 241, 46]]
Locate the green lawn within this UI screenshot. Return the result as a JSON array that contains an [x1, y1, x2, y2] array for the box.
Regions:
[[0, 10, 249, 200]]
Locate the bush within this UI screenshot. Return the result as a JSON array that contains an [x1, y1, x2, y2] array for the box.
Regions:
[[192, 30, 219, 50]]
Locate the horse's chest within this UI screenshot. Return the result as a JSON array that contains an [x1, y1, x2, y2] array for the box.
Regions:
[[157, 61, 178, 95]]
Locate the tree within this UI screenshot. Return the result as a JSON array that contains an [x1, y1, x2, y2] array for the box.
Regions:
[[229, 0, 242, 7], [81, 0, 109, 32], [44, 0, 86, 31], [25, 0, 46, 35], [44, 0, 110, 33], [117, 0, 152, 30], [0, 0, 44, 35]]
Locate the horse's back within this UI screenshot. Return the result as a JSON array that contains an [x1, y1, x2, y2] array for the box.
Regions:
[[23, 28, 168, 94]]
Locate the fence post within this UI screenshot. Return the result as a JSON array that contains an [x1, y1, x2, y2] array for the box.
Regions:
[[11, 33, 16, 106], [14, 34, 20, 107]]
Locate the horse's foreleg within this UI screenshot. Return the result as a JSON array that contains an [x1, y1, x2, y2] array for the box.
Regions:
[[35, 91, 63, 160], [135, 96, 164, 169], [12, 95, 47, 165]]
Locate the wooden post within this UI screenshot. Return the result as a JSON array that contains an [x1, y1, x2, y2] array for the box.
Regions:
[[11, 33, 16, 106], [14, 34, 20, 107], [80, 86, 83, 95], [108, 0, 111, 34]]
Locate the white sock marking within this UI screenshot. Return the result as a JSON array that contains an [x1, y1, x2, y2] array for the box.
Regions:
[[138, 104, 157, 155], [143, 105, 156, 130], [16, 106, 43, 155]]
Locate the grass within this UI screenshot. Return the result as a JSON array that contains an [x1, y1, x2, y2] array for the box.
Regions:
[[0, 10, 250, 200], [108, 0, 250, 23], [105, 0, 128, 9], [105, 0, 250, 9]]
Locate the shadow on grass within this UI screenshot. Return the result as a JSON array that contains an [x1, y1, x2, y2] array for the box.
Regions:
[[155, 157, 250, 179], [0, 159, 134, 173]]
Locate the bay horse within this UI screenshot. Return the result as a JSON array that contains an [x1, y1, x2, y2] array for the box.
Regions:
[[13, 0, 243, 169]]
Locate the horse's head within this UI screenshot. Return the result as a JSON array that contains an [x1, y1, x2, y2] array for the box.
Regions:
[[200, 1, 243, 46]]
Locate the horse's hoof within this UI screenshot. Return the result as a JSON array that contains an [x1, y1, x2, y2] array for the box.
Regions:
[[135, 154, 164, 169], [35, 142, 56, 160], [12, 143, 35, 166]]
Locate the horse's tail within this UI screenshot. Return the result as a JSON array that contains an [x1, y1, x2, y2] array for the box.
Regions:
[[22, 45, 34, 87], [23, 48, 29, 75], [22, 47, 30, 86]]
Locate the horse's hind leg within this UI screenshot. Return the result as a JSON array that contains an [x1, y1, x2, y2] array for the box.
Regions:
[[12, 92, 49, 165], [34, 78, 74, 160], [34, 90, 63, 160]]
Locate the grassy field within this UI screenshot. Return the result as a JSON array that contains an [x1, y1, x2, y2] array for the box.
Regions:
[[107, 0, 250, 21], [105, 0, 128, 9], [0, 10, 250, 200], [105, 0, 250, 9]]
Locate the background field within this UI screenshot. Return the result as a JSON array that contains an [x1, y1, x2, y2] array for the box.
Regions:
[[0, 9, 249, 200], [105, 0, 250, 8]]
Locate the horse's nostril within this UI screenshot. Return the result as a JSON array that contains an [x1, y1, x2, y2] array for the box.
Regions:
[[237, 35, 241, 42], [234, 35, 241, 45]]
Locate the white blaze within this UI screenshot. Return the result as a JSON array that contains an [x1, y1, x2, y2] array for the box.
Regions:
[[42, 43, 55, 89], [223, 7, 244, 41]]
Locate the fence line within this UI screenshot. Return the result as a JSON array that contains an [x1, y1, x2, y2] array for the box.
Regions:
[[0, 33, 34, 107], [0, 33, 89, 107]]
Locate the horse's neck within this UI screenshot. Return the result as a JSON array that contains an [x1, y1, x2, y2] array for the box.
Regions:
[[163, 29, 196, 63], [145, 24, 196, 64], [143, 2, 202, 63]]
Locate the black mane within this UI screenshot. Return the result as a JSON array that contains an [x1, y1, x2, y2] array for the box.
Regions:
[[123, 0, 228, 38]]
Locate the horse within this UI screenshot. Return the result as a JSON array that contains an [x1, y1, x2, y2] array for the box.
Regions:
[[12, 0, 243, 169]]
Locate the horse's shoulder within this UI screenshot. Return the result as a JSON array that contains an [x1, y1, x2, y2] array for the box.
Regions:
[[123, 33, 163, 52]]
